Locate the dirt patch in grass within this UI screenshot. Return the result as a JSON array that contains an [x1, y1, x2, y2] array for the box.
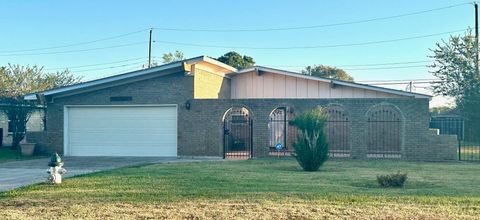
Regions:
[[1, 198, 479, 219]]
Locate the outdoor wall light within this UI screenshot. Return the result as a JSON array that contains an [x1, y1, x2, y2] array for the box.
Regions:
[[185, 100, 191, 110]]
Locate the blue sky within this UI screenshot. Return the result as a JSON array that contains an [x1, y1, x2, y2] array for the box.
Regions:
[[0, 0, 473, 97]]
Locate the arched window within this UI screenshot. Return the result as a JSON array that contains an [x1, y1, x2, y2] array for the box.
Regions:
[[366, 105, 403, 158], [268, 107, 296, 156]]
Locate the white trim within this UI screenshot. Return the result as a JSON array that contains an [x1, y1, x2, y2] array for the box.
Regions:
[[234, 66, 432, 99], [63, 104, 178, 157], [185, 56, 237, 72], [63, 105, 69, 156]]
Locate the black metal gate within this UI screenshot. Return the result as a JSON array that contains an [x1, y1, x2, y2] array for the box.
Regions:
[[430, 116, 479, 161], [325, 108, 350, 158], [367, 108, 402, 158], [461, 119, 480, 161], [223, 107, 252, 159], [268, 107, 297, 156]]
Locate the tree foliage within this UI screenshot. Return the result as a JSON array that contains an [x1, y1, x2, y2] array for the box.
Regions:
[[430, 30, 480, 139], [217, 51, 255, 69], [430, 30, 480, 99], [302, 65, 354, 81], [290, 107, 329, 171], [0, 65, 81, 97], [162, 51, 185, 64], [0, 64, 81, 149]]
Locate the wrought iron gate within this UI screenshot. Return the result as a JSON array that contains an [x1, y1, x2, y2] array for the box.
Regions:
[[367, 108, 402, 158], [268, 107, 297, 156], [325, 108, 350, 158], [223, 107, 252, 159], [430, 116, 479, 161], [461, 119, 480, 161]]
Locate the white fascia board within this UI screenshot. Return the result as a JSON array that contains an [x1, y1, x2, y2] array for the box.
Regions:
[[185, 55, 237, 72]]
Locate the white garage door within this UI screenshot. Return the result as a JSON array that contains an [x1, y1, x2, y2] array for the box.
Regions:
[[65, 105, 177, 157]]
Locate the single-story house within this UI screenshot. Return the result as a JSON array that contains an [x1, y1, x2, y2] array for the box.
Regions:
[[25, 56, 458, 160]]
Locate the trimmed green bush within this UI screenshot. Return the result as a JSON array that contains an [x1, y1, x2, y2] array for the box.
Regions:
[[377, 172, 408, 187], [290, 107, 329, 171]]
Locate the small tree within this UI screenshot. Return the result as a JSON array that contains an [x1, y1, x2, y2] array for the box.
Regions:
[[0, 64, 81, 150], [0, 97, 43, 150], [290, 107, 329, 171], [162, 51, 185, 63]]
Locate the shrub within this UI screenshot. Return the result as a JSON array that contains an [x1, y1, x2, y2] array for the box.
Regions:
[[290, 107, 329, 171], [376, 172, 408, 187]]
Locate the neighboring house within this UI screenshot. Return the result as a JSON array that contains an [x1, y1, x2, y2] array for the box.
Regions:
[[24, 56, 457, 160], [0, 111, 44, 147]]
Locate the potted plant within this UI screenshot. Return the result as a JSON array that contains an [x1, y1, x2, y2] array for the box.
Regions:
[[20, 138, 36, 156]]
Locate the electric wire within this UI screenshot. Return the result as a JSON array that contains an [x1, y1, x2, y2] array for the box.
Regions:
[[0, 28, 150, 53], [152, 2, 471, 32], [0, 42, 145, 56], [44, 57, 148, 71], [154, 29, 467, 50]]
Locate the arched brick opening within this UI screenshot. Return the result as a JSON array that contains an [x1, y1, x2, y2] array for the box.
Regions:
[[222, 107, 252, 159], [366, 104, 404, 158], [268, 106, 296, 156]]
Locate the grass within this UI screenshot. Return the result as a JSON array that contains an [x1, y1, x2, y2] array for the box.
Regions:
[[0, 147, 45, 163], [1, 159, 480, 219]]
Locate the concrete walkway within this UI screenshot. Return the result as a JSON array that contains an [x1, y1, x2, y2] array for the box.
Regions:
[[0, 157, 220, 192]]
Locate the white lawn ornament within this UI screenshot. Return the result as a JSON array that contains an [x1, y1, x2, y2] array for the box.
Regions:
[[47, 153, 67, 184]]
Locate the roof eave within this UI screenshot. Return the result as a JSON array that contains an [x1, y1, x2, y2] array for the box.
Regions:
[[24, 61, 184, 101]]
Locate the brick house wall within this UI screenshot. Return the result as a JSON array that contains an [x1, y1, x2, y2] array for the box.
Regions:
[[182, 98, 457, 161], [193, 68, 230, 99], [27, 69, 457, 161], [29, 71, 194, 154]]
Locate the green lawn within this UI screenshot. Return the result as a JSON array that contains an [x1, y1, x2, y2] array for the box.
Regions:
[[1, 159, 479, 219], [0, 147, 44, 163]]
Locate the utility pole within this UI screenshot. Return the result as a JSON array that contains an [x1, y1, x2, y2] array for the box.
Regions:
[[148, 28, 153, 68], [475, 2, 479, 73]]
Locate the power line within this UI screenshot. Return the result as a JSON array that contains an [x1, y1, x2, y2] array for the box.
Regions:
[[0, 42, 145, 56], [68, 61, 146, 73], [344, 64, 427, 71], [44, 57, 147, 71], [357, 78, 438, 82], [155, 28, 467, 50], [0, 28, 150, 53], [268, 60, 432, 68], [152, 2, 471, 32], [368, 81, 444, 85]]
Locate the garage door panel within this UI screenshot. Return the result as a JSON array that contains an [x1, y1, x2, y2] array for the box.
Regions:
[[70, 117, 175, 128], [66, 106, 177, 157]]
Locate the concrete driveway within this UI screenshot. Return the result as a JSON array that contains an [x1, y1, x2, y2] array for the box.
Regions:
[[0, 157, 219, 192]]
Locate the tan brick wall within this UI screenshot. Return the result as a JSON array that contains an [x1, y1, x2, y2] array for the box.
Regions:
[[27, 70, 457, 161], [194, 68, 230, 99]]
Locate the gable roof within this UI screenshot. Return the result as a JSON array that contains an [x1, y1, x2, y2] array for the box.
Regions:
[[231, 66, 432, 99], [24, 56, 236, 100]]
